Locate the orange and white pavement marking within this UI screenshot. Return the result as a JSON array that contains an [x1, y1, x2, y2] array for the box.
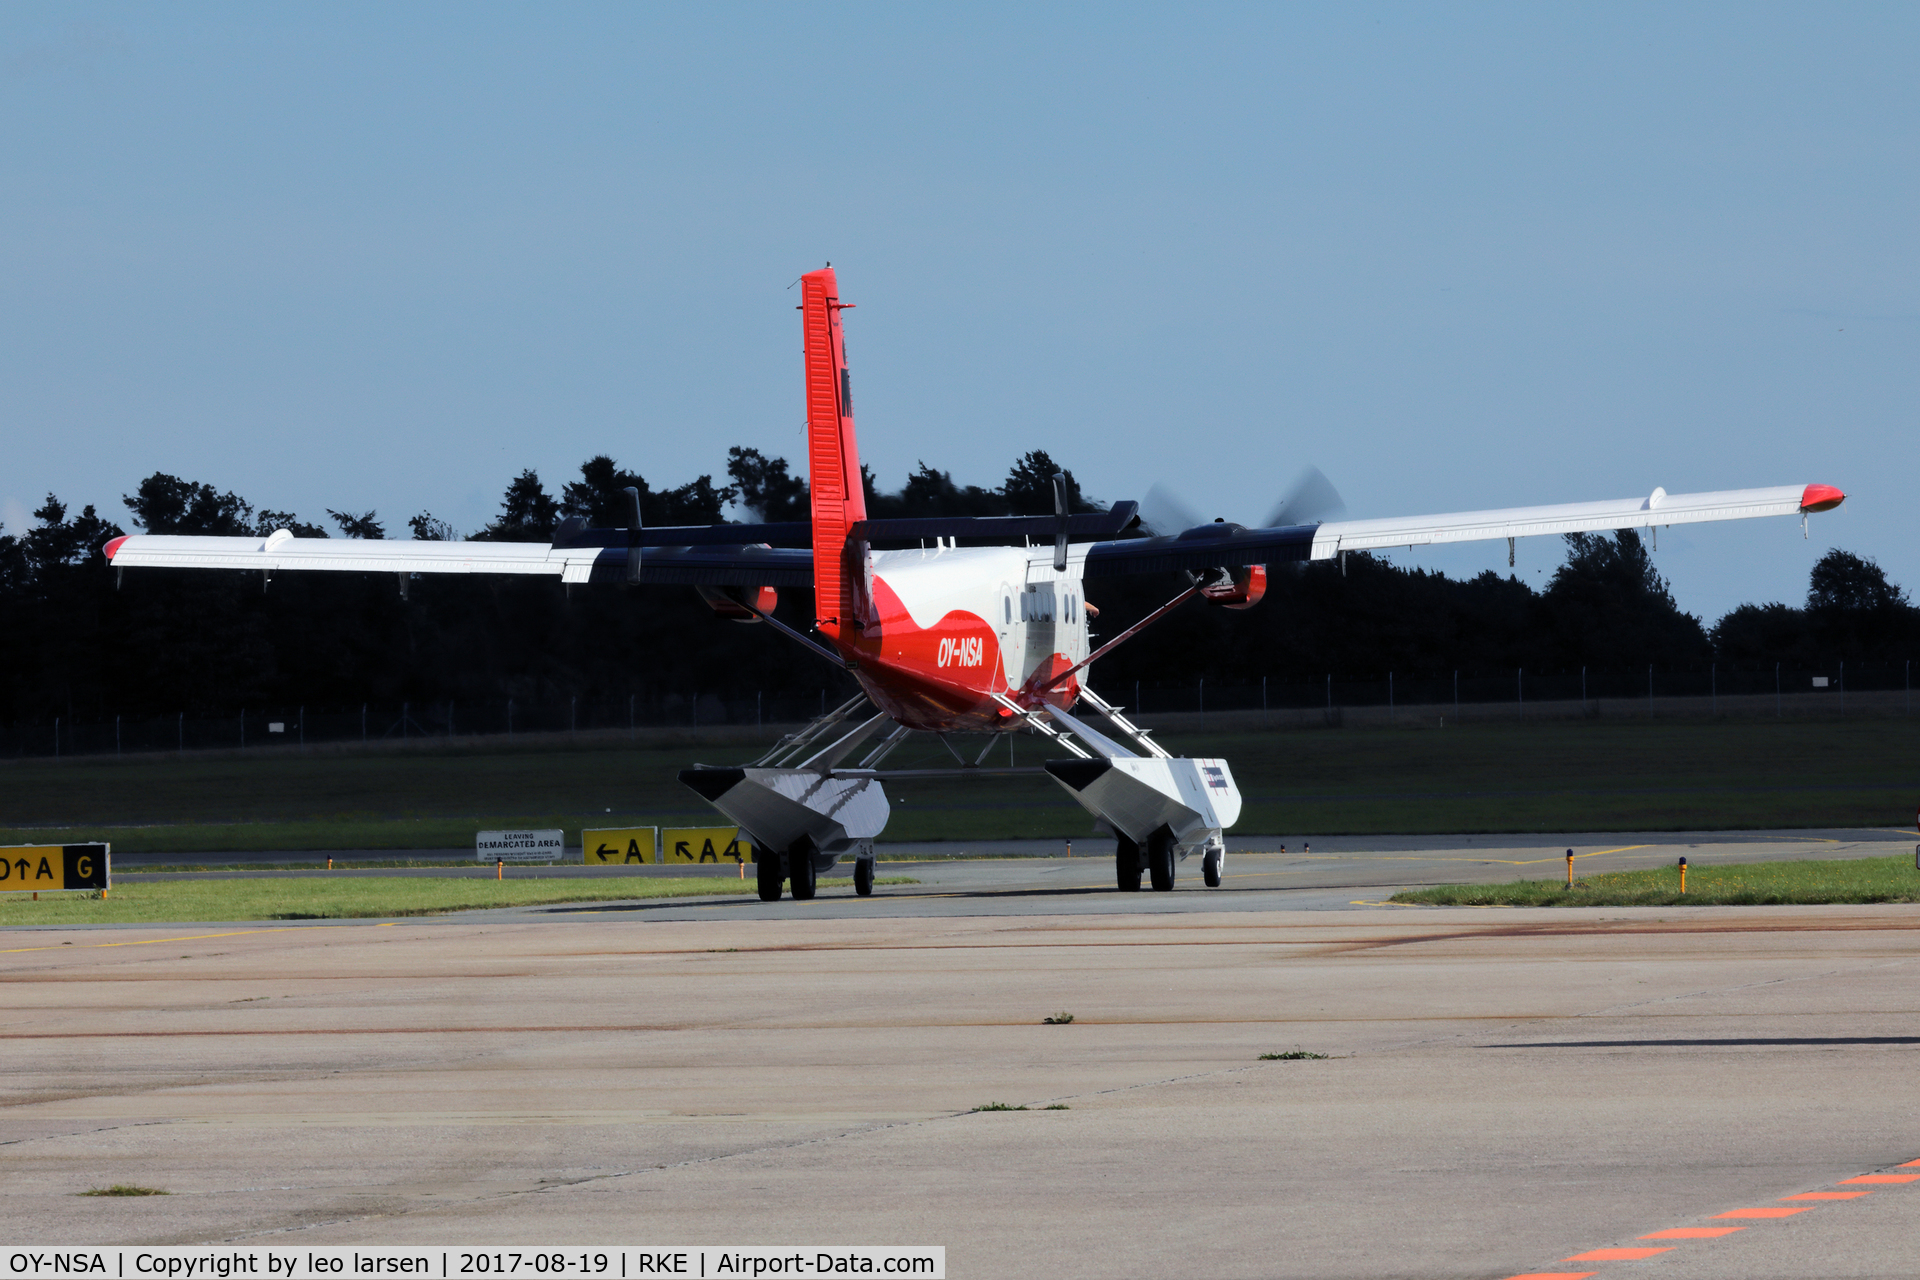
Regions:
[[1499, 1158, 1919, 1279]]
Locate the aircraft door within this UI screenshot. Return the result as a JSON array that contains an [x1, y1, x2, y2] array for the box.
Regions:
[[998, 582, 1018, 683]]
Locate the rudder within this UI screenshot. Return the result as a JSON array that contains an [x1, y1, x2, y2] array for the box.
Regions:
[[800, 267, 866, 643]]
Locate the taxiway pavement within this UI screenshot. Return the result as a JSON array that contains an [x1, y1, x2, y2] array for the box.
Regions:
[[5, 839, 1920, 1278]]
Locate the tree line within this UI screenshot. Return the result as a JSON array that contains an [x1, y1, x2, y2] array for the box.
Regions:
[[1, 446, 1913, 725]]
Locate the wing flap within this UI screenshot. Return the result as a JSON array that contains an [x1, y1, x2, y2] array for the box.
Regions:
[[105, 534, 814, 587]]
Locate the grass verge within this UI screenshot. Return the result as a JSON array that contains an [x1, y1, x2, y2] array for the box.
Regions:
[[4, 717, 1917, 851], [78, 1185, 168, 1197], [0, 875, 914, 925], [1390, 855, 1920, 907]]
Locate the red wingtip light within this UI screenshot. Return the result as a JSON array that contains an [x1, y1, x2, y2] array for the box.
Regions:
[[1799, 484, 1845, 514], [102, 535, 130, 561]]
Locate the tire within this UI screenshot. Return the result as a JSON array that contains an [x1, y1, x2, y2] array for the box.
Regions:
[[756, 851, 783, 902], [1115, 835, 1142, 892], [854, 858, 874, 896], [789, 840, 818, 901], [1202, 847, 1223, 888], [1148, 828, 1176, 892]]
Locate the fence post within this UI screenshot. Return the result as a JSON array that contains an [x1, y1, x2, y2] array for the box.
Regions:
[[507, 697, 514, 737], [1454, 670, 1459, 720], [756, 691, 763, 730], [1711, 662, 1716, 716], [178, 711, 184, 753], [1581, 665, 1586, 711], [402, 701, 408, 739], [1134, 680, 1140, 712], [571, 694, 578, 733], [115, 714, 121, 756], [239, 708, 245, 749], [1389, 672, 1394, 722], [1517, 668, 1523, 717], [1648, 664, 1653, 717], [299, 706, 305, 748], [1326, 673, 1332, 713], [1907, 659, 1910, 715], [1262, 675, 1268, 728], [630, 693, 636, 740], [1775, 662, 1781, 718], [54, 716, 59, 758], [361, 702, 367, 742], [1198, 678, 1204, 714], [1839, 660, 1846, 714]]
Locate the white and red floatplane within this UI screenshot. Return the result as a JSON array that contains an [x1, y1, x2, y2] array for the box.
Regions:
[[105, 268, 1847, 901]]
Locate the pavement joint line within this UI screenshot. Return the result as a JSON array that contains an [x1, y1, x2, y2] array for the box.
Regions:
[[1500, 1154, 1920, 1276]]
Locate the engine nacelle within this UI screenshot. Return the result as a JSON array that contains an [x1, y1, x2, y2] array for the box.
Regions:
[[696, 584, 778, 622], [1200, 564, 1266, 611]]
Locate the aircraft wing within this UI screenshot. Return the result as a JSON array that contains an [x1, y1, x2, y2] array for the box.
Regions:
[[102, 532, 814, 587], [1081, 482, 1844, 578]]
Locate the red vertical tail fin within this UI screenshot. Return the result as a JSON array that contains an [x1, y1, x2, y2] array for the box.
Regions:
[[801, 267, 866, 643]]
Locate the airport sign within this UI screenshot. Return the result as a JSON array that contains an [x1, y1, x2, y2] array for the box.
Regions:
[[0, 843, 109, 892], [662, 826, 754, 865], [474, 830, 564, 863], [581, 827, 659, 865]]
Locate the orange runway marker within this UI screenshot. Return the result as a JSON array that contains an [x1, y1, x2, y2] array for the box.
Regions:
[[1564, 1248, 1672, 1261], [1640, 1227, 1746, 1239], [1713, 1207, 1814, 1219], [1502, 1273, 1598, 1280], [1899, 1159, 1920, 1168], [1784, 1191, 1872, 1200], [1840, 1174, 1920, 1184]]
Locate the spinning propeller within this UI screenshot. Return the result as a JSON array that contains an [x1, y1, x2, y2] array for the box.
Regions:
[[1138, 465, 1347, 537]]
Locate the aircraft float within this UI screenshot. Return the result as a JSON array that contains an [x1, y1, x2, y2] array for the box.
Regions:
[[104, 267, 1847, 902]]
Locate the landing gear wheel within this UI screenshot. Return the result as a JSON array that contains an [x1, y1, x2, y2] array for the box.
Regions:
[[1202, 846, 1223, 888], [854, 857, 875, 896], [756, 852, 783, 902], [789, 841, 818, 901], [1148, 828, 1176, 892], [1115, 835, 1143, 892]]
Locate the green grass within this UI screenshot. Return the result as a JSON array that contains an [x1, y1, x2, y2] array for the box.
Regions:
[[1258, 1051, 1330, 1060], [0, 873, 914, 925], [78, 1185, 168, 1197], [1390, 855, 1920, 907], [3, 716, 1916, 853]]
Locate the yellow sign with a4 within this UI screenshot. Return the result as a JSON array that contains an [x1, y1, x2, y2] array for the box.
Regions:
[[582, 828, 658, 865], [663, 827, 753, 865], [0, 843, 109, 892]]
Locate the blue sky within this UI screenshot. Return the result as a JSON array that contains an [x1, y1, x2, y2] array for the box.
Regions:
[[2, 4, 1913, 622]]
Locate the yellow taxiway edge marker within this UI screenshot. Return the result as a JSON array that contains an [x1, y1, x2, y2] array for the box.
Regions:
[[2, 927, 299, 955]]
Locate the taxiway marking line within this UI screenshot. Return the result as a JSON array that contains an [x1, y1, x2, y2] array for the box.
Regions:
[[1, 927, 298, 954], [1501, 1157, 1920, 1278], [1784, 1191, 1871, 1199]]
